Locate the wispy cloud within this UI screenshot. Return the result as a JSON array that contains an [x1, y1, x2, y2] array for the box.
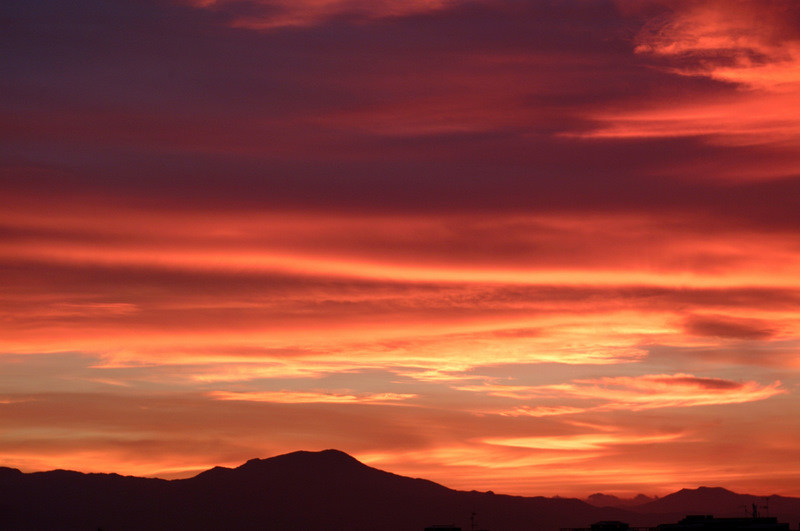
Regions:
[[207, 390, 416, 404], [585, 0, 800, 149], [632, 0, 800, 90], [188, 0, 457, 29], [459, 373, 784, 412], [483, 432, 684, 451]]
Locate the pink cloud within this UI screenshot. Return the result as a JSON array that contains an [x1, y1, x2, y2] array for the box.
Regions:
[[187, 0, 457, 29]]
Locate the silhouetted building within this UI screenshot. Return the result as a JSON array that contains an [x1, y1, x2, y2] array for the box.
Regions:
[[565, 514, 792, 531], [563, 521, 649, 531], [658, 515, 790, 531]]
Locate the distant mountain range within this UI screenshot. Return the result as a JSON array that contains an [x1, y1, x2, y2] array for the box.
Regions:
[[587, 485, 800, 520], [586, 492, 657, 508], [1, 449, 798, 531]]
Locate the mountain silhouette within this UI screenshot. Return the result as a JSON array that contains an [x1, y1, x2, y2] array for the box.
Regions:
[[635, 486, 800, 520], [1, 450, 798, 530], [586, 493, 656, 508]]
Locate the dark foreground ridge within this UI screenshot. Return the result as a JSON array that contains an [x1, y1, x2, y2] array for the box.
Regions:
[[1, 450, 798, 531]]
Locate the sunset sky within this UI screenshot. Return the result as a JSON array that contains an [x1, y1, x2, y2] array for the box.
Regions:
[[2, 0, 800, 498]]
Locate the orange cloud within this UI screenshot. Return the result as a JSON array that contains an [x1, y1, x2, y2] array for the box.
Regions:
[[483, 432, 684, 451], [575, 92, 800, 150], [5, 198, 800, 382], [207, 390, 416, 404], [6, 231, 800, 289], [633, 0, 800, 90], [581, 0, 800, 154], [459, 373, 784, 411], [569, 373, 785, 409], [497, 406, 586, 417]]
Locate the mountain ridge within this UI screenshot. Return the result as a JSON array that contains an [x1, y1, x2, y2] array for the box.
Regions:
[[1, 450, 798, 531]]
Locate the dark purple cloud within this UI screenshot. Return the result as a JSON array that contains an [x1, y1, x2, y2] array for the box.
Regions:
[[650, 375, 743, 390], [684, 314, 777, 340], [6, 0, 799, 228]]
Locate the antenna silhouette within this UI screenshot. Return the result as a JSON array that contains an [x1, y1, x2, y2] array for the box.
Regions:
[[759, 497, 770, 517], [743, 498, 769, 518]]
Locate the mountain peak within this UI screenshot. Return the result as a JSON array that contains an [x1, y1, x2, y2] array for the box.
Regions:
[[696, 486, 735, 493], [585, 492, 655, 508], [0, 466, 23, 479], [637, 485, 772, 516], [239, 449, 364, 469], [302, 448, 363, 464], [671, 486, 738, 498]]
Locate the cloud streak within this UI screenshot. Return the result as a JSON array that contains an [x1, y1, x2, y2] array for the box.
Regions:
[[207, 390, 417, 404], [459, 373, 784, 412]]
